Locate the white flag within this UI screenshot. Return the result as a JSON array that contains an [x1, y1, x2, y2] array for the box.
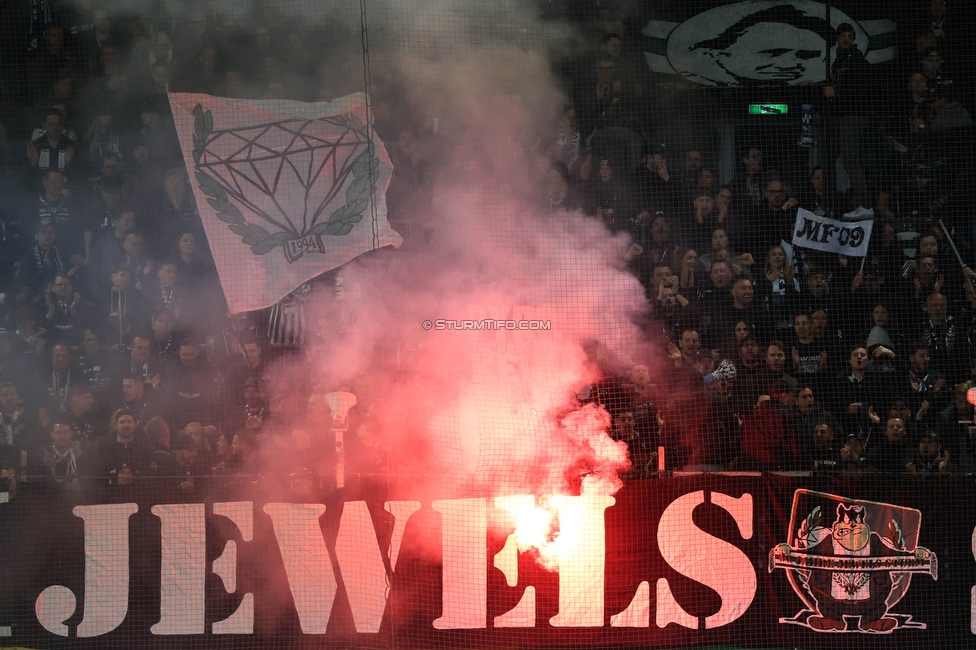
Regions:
[[169, 92, 401, 313], [791, 208, 873, 257]]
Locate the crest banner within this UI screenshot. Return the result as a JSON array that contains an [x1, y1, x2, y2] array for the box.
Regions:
[[169, 92, 401, 313]]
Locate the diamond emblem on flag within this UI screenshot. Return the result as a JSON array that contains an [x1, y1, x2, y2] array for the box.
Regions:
[[191, 105, 379, 262]]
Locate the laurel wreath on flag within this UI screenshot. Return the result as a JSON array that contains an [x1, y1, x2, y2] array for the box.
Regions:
[[190, 104, 380, 256]]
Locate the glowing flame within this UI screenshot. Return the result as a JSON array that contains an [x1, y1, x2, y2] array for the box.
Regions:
[[497, 489, 608, 572], [512, 499, 560, 566]]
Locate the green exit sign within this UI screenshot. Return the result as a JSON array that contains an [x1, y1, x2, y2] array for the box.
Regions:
[[748, 104, 788, 115]]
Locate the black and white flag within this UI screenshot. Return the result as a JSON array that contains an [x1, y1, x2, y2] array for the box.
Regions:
[[792, 208, 873, 256]]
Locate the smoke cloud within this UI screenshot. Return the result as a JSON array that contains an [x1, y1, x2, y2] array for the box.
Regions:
[[100, 0, 654, 521], [279, 0, 653, 503]]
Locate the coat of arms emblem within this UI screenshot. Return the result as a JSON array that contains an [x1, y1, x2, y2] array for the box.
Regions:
[[769, 490, 937, 633]]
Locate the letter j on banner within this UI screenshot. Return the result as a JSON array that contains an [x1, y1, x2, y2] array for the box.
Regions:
[[792, 208, 873, 257]]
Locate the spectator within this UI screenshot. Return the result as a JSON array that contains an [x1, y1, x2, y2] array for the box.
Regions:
[[122, 232, 155, 294], [93, 408, 152, 485], [145, 416, 177, 481], [169, 434, 204, 497], [20, 220, 68, 301], [821, 23, 871, 204], [213, 430, 234, 475], [737, 380, 801, 471], [36, 170, 89, 268], [111, 334, 162, 390], [863, 310, 900, 385], [810, 308, 844, 363], [803, 420, 845, 473], [86, 172, 125, 232], [64, 385, 99, 450], [220, 427, 263, 489], [182, 421, 213, 470], [919, 292, 959, 378], [795, 385, 843, 439], [901, 343, 948, 424], [148, 308, 180, 369], [905, 429, 952, 477], [0, 382, 35, 453], [676, 189, 722, 252], [115, 374, 158, 427], [919, 46, 955, 105], [830, 345, 883, 441], [730, 146, 764, 210], [733, 334, 763, 391], [174, 232, 214, 287], [671, 247, 701, 299], [636, 146, 679, 216], [575, 56, 626, 138], [696, 168, 717, 196], [790, 314, 831, 385], [758, 245, 799, 334], [43, 273, 92, 346], [610, 407, 650, 478], [149, 259, 185, 315], [11, 306, 48, 359], [587, 158, 636, 234], [43, 343, 78, 416], [148, 168, 204, 259], [88, 208, 135, 298], [181, 44, 220, 94], [27, 109, 76, 171], [799, 166, 836, 217], [99, 264, 148, 348], [544, 162, 582, 213], [740, 179, 798, 259], [647, 282, 688, 343], [714, 277, 767, 344], [42, 417, 83, 488], [867, 416, 912, 474], [81, 103, 125, 173], [551, 106, 582, 174], [666, 328, 702, 375], [939, 381, 973, 461], [676, 148, 703, 196], [740, 340, 797, 410], [129, 95, 182, 189], [164, 341, 212, 428], [642, 213, 674, 269]]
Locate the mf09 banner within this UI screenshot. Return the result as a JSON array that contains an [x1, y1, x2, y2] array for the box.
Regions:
[[2, 477, 975, 648]]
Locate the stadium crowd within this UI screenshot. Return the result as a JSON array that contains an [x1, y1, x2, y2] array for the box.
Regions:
[[0, 1, 974, 502]]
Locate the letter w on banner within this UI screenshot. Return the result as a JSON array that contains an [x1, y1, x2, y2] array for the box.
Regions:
[[168, 92, 402, 313], [791, 208, 873, 257]]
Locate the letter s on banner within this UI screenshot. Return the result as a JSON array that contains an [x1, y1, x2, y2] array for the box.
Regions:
[[656, 491, 756, 630]]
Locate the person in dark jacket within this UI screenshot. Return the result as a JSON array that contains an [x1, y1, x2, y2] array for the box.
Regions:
[[820, 22, 872, 204]]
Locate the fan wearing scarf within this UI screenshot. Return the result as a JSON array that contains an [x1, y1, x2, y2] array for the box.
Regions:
[[43, 417, 81, 486], [20, 218, 66, 301]]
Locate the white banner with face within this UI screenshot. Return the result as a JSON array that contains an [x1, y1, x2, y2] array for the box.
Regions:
[[791, 208, 873, 256]]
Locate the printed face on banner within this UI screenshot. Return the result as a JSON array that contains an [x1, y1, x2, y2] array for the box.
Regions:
[[768, 490, 937, 634], [646, 1, 879, 87]]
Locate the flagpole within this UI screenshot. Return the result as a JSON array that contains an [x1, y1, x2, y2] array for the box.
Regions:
[[938, 219, 976, 296]]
